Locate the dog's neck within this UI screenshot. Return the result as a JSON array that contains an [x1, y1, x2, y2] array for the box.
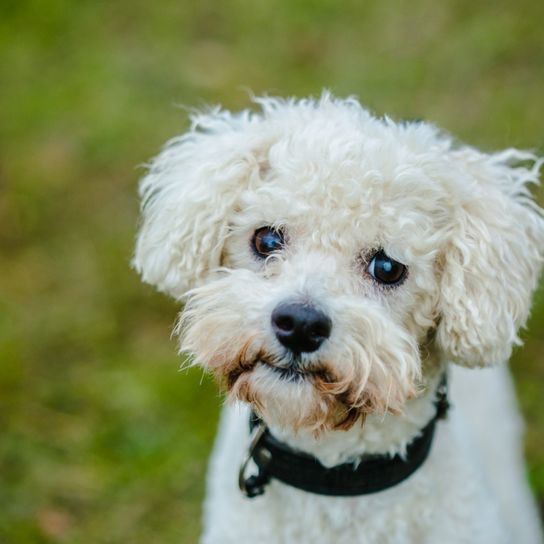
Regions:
[[265, 370, 444, 468]]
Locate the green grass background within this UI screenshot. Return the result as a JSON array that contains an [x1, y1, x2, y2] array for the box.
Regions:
[[1, 0, 543, 542]]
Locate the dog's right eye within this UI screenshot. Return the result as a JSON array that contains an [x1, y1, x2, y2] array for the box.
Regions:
[[252, 227, 285, 258], [367, 250, 407, 286]]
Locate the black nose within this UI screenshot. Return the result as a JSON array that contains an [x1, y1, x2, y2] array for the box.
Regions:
[[271, 302, 332, 354]]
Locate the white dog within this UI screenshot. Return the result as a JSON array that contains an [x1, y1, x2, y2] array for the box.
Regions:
[[134, 94, 544, 544]]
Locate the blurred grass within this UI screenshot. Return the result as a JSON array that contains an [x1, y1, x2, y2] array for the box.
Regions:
[[1, 0, 543, 542]]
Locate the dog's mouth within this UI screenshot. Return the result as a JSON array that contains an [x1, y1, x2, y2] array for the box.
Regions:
[[258, 359, 333, 384], [261, 361, 306, 382], [226, 352, 330, 387]]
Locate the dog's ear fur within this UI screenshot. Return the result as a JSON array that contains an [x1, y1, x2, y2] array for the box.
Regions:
[[133, 108, 269, 299], [436, 148, 544, 367]]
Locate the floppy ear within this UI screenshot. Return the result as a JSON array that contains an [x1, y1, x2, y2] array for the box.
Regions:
[[133, 109, 268, 299], [436, 149, 544, 367]]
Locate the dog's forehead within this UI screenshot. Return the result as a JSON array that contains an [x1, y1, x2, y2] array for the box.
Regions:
[[239, 144, 451, 256], [257, 117, 449, 208]]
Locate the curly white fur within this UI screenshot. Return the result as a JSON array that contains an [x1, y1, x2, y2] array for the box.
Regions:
[[134, 93, 544, 543]]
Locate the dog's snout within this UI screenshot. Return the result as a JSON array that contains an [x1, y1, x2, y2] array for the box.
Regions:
[[271, 302, 332, 354]]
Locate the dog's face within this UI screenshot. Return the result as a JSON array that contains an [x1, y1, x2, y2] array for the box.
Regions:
[[179, 154, 443, 431], [134, 95, 543, 432]]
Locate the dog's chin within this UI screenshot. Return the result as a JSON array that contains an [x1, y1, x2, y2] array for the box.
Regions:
[[227, 359, 363, 433]]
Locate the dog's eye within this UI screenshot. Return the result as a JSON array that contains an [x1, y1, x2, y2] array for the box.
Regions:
[[252, 227, 285, 258], [367, 250, 407, 286]]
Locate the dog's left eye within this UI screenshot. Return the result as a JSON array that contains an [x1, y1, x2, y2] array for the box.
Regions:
[[367, 250, 407, 286], [252, 227, 285, 258]]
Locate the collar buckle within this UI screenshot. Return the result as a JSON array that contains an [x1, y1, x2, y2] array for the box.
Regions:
[[238, 422, 271, 498]]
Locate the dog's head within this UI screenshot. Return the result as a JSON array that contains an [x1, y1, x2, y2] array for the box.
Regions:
[[134, 95, 544, 432]]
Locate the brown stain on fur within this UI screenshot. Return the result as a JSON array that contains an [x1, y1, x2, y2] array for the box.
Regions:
[[222, 340, 262, 389]]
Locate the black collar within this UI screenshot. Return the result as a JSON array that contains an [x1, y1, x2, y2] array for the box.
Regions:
[[239, 375, 449, 498]]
